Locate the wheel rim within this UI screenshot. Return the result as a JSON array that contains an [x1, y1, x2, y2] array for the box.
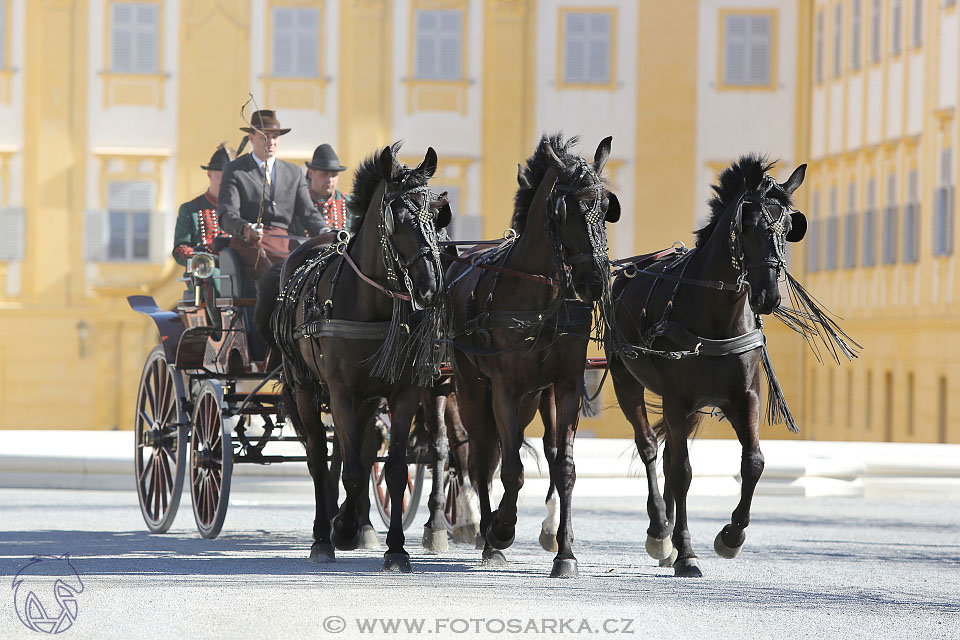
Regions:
[[190, 386, 230, 537], [135, 350, 183, 530], [443, 469, 459, 531]]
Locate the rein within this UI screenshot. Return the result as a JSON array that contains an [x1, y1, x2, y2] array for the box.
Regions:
[[340, 247, 412, 301], [441, 251, 559, 288]]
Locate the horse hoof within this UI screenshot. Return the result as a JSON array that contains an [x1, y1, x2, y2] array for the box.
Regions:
[[659, 548, 679, 568], [474, 532, 485, 550], [645, 534, 674, 561], [485, 516, 515, 551], [452, 523, 480, 545], [481, 548, 507, 567], [359, 525, 381, 550], [673, 556, 703, 578], [550, 558, 579, 579], [381, 553, 412, 573], [331, 517, 361, 551], [422, 526, 449, 553], [714, 526, 745, 559], [308, 542, 336, 564], [539, 525, 558, 553]]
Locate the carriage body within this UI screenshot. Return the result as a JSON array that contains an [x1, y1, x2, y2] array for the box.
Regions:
[[128, 248, 426, 539]]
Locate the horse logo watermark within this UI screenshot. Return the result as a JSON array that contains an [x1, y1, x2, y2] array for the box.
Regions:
[[12, 554, 84, 634]]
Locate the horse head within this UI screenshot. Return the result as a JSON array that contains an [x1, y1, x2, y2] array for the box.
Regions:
[[533, 135, 620, 303], [376, 145, 452, 309], [735, 161, 807, 315]]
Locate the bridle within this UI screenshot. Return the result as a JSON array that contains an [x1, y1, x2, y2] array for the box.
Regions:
[[729, 174, 792, 285], [548, 159, 610, 288]]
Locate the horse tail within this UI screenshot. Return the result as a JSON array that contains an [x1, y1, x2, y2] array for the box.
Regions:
[[255, 262, 284, 351], [652, 418, 667, 443]]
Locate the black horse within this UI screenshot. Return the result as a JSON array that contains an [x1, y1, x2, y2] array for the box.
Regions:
[[447, 134, 620, 577], [257, 143, 451, 572], [607, 155, 808, 577]]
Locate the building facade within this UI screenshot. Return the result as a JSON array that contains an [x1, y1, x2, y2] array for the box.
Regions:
[[0, 0, 955, 443]]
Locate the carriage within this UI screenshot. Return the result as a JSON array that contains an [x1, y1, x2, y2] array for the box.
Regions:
[[128, 245, 438, 539]]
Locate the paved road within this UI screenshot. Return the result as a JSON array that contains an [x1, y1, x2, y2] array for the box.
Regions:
[[2, 479, 958, 639]]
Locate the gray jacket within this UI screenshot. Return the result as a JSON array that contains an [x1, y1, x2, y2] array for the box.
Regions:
[[217, 153, 329, 237]]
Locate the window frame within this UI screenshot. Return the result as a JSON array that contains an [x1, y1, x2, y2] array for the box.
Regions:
[[557, 7, 617, 90], [108, 1, 161, 75], [717, 8, 778, 91], [269, 5, 321, 79]]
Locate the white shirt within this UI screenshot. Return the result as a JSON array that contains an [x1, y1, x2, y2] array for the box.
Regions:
[[251, 152, 276, 184]]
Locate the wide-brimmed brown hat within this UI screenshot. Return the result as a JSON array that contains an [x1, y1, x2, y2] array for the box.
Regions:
[[240, 110, 291, 136], [200, 142, 236, 171], [305, 144, 347, 172]]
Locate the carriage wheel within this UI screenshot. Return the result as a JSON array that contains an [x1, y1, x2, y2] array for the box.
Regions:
[[370, 410, 425, 531], [442, 467, 460, 532], [135, 347, 188, 533], [190, 382, 233, 539]]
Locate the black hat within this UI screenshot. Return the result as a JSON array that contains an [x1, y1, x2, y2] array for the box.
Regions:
[[201, 142, 236, 171], [305, 144, 347, 172], [240, 109, 291, 136]]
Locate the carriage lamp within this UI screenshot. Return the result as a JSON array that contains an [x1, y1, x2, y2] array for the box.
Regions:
[[190, 253, 216, 280], [76, 320, 89, 358]]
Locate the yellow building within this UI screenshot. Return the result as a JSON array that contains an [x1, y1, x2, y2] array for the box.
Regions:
[[0, 0, 955, 443]]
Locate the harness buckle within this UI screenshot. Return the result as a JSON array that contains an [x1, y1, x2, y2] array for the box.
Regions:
[[503, 228, 518, 240]]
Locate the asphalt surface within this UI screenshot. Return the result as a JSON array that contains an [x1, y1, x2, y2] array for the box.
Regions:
[[2, 479, 959, 640]]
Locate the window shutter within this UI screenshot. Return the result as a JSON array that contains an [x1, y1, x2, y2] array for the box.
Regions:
[[912, 0, 923, 47], [438, 11, 462, 80], [883, 205, 898, 264], [0, 1, 6, 69], [947, 186, 956, 255], [871, 0, 881, 62], [273, 8, 295, 76], [564, 13, 587, 83], [415, 10, 439, 79], [84, 210, 108, 261], [748, 15, 771, 85], [135, 3, 158, 74], [826, 216, 839, 270], [588, 13, 611, 84], [844, 212, 858, 268], [294, 9, 319, 77], [862, 209, 875, 266], [815, 12, 824, 82], [833, 4, 842, 77], [0, 207, 24, 261], [109, 180, 154, 211], [807, 218, 820, 272], [112, 4, 134, 72], [725, 15, 746, 85], [891, 0, 902, 55]]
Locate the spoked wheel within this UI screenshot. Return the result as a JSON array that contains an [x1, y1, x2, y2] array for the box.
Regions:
[[442, 467, 460, 532], [190, 381, 233, 539], [135, 347, 188, 533], [370, 409, 425, 531]]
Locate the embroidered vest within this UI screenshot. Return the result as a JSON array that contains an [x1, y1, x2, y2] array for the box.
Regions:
[[315, 195, 348, 230]]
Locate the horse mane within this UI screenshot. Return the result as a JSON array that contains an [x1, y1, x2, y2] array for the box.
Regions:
[[513, 133, 602, 233], [696, 154, 793, 247], [348, 141, 422, 234]]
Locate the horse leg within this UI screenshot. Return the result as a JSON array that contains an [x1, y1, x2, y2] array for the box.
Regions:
[[356, 405, 382, 550], [714, 389, 764, 559], [659, 441, 678, 567], [550, 378, 582, 578], [421, 388, 450, 552], [487, 382, 523, 552], [445, 392, 480, 544], [381, 388, 420, 573], [662, 403, 703, 578], [610, 358, 672, 561], [288, 384, 335, 563], [538, 386, 560, 553], [329, 387, 367, 551]]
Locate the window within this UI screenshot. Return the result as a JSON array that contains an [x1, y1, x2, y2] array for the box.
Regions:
[[111, 2, 159, 74], [862, 178, 877, 266], [883, 172, 898, 264], [891, 0, 903, 55], [0, 206, 24, 261], [833, 3, 843, 77], [911, 0, 923, 48], [815, 10, 825, 82], [903, 168, 920, 262], [938, 376, 948, 443], [0, 0, 6, 69], [870, 0, 881, 62], [271, 7, 319, 78], [844, 182, 858, 268], [866, 370, 873, 431], [562, 11, 612, 85], [107, 181, 152, 260], [906, 372, 915, 436], [415, 9, 463, 81], [807, 192, 822, 272], [851, 0, 862, 69], [934, 148, 955, 257], [884, 371, 894, 441], [722, 12, 773, 87], [825, 187, 839, 270]]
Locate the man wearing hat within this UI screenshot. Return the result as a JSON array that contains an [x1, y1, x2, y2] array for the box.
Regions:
[[306, 143, 351, 231], [217, 109, 329, 280], [173, 141, 234, 267]]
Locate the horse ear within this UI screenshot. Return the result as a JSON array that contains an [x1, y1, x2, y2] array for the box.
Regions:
[[781, 163, 807, 195], [786, 211, 807, 242], [605, 192, 621, 223], [542, 138, 563, 169], [745, 162, 765, 192], [417, 147, 438, 178], [378, 146, 396, 181], [594, 136, 613, 174]]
